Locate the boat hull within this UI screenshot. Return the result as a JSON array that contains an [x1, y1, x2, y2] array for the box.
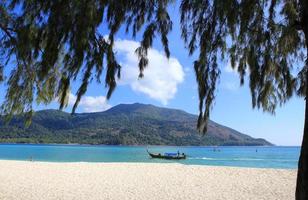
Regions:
[[147, 151, 186, 160]]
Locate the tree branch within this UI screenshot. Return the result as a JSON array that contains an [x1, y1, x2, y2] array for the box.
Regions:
[[0, 23, 15, 41]]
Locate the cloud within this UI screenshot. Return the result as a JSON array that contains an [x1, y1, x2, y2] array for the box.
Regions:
[[113, 39, 184, 105], [68, 93, 112, 112], [184, 67, 191, 73]]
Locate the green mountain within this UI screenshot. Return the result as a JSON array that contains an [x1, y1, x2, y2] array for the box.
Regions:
[[0, 103, 272, 146]]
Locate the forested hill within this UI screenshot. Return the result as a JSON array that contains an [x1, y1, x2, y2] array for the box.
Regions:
[[0, 103, 272, 146]]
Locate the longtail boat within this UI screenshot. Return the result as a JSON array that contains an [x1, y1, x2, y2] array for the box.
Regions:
[[147, 149, 186, 160]]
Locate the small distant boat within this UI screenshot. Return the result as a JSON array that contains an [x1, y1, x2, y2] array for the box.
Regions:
[[147, 149, 186, 160]]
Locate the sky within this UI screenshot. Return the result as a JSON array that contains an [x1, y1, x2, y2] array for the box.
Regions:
[[0, 3, 305, 146]]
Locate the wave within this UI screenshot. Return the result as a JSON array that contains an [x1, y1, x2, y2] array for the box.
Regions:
[[188, 157, 215, 160], [188, 157, 297, 162]]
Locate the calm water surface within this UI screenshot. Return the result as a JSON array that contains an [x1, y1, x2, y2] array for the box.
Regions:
[[0, 144, 300, 169]]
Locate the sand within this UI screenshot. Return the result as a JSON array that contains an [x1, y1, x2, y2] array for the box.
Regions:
[[0, 160, 296, 200]]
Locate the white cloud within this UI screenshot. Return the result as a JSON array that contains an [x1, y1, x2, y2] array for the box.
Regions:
[[113, 39, 184, 105], [184, 67, 191, 73], [68, 93, 111, 112]]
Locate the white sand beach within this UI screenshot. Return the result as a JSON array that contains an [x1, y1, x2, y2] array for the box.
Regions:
[[0, 160, 296, 200]]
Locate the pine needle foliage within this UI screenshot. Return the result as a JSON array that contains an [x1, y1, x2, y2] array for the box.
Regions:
[[0, 0, 173, 122], [180, 0, 307, 133], [0, 0, 307, 134]]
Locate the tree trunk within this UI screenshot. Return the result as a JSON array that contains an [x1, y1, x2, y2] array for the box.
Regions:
[[296, 79, 308, 199], [296, 2, 308, 197]]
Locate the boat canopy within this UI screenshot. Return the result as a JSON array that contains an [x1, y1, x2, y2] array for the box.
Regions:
[[164, 153, 178, 156]]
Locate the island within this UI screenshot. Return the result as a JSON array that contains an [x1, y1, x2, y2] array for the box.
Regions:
[[0, 103, 272, 146]]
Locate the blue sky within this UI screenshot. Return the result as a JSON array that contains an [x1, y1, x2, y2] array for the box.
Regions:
[[0, 4, 305, 146]]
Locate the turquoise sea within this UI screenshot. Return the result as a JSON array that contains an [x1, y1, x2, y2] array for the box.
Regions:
[[0, 144, 300, 169]]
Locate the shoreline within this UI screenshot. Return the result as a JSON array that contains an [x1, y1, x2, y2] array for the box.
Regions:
[[0, 160, 297, 200], [0, 158, 298, 170]]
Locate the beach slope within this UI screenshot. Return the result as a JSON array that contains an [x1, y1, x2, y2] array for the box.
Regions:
[[0, 160, 296, 200]]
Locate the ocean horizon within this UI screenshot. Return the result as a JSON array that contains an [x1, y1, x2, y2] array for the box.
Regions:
[[0, 144, 300, 169]]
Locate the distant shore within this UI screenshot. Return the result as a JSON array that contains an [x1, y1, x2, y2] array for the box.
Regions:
[[0, 160, 296, 200], [0, 142, 279, 147]]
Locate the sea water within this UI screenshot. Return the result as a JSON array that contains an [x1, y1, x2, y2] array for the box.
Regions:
[[0, 144, 300, 169]]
